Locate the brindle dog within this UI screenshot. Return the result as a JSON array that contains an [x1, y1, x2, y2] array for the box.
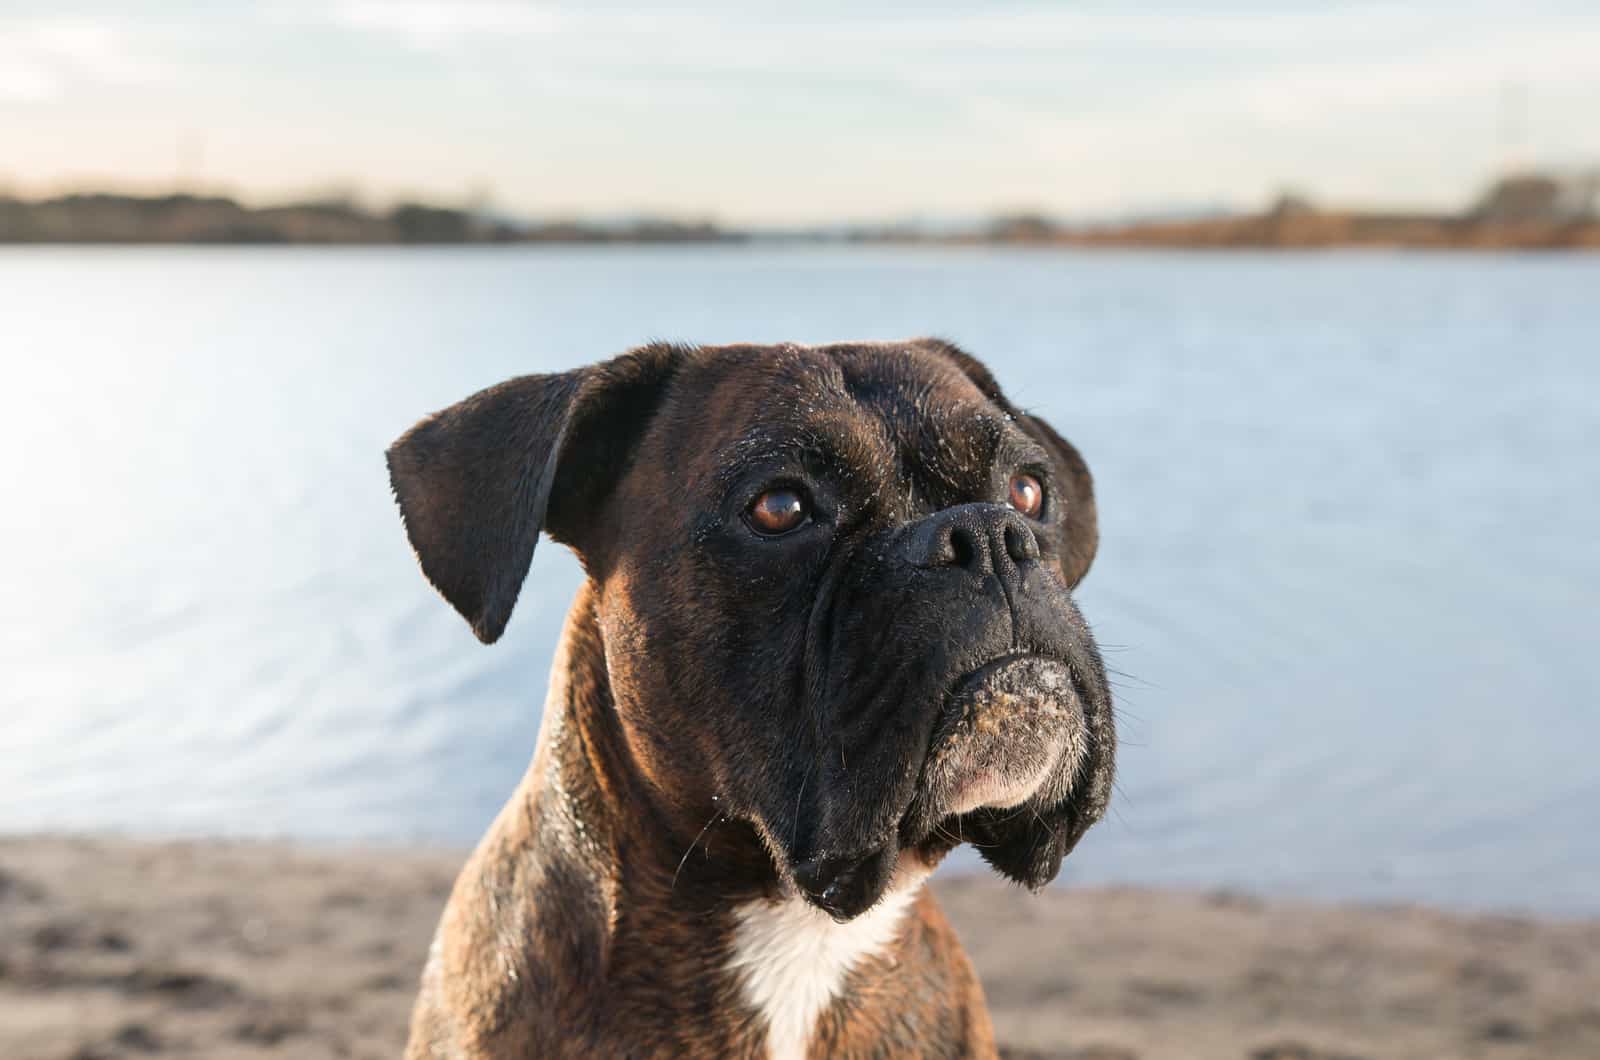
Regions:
[[387, 338, 1115, 1059]]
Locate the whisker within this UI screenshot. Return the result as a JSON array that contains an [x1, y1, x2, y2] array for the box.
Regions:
[[788, 760, 814, 852], [671, 808, 723, 891]]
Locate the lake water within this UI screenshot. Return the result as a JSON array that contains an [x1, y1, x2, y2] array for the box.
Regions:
[[3, 246, 1596, 915]]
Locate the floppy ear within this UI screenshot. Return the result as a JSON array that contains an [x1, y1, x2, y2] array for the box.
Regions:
[[915, 337, 1099, 586], [385, 344, 683, 644]]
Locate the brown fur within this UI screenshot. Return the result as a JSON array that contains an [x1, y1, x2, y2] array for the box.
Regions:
[[388, 340, 1114, 1058], [404, 584, 995, 1059]]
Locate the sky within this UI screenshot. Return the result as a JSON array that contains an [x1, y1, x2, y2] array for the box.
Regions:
[[3, 2, 1598, 224]]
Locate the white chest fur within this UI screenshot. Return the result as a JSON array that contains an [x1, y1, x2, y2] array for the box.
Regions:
[[726, 884, 922, 1060]]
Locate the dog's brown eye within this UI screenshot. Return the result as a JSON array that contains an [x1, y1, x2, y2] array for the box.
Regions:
[[1007, 473, 1044, 518], [747, 488, 808, 535]]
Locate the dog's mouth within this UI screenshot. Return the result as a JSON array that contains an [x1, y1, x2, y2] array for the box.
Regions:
[[789, 653, 1091, 921], [906, 653, 1084, 833]]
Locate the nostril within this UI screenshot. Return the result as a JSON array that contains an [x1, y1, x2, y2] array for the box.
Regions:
[[905, 505, 1036, 571], [1004, 523, 1039, 563], [948, 525, 980, 569]]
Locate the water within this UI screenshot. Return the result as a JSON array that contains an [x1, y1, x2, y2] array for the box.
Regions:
[[3, 246, 1596, 915]]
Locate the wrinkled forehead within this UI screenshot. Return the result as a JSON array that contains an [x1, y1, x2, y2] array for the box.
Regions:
[[661, 342, 1025, 497]]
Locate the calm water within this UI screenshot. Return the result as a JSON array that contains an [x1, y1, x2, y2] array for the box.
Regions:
[[3, 247, 1596, 914]]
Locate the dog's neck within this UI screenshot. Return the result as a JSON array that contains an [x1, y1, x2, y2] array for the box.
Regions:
[[528, 580, 776, 899], [480, 579, 928, 1057]]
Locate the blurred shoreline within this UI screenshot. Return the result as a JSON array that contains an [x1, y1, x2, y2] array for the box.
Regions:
[[3, 172, 1597, 250], [3, 835, 1598, 1060]]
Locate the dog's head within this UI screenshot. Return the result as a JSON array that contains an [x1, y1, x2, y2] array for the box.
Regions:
[[388, 340, 1114, 920]]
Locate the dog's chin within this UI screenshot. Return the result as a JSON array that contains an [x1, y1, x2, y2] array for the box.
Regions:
[[790, 656, 1088, 922], [913, 654, 1084, 824]]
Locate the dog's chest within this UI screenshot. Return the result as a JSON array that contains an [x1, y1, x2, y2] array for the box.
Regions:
[[725, 888, 920, 1060]]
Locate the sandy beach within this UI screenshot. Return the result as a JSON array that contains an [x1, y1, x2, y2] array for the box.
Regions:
[[2, 836, 1595, 1060]]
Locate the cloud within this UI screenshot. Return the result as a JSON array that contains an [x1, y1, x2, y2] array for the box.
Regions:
[[0, 62, 57, 104], [0, 18, 164, 103], [311, 5, 1594, 72], [3, 2, 1596, 217], [329, 1, 561, 46]]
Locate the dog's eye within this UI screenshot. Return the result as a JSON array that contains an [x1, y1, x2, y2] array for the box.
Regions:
[[746, 488, 808, 536], [1007, 473, 1044, 519]]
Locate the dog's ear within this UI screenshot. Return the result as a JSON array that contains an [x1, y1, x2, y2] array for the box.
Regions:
[[915, 337, 1098, 586], [386, 344, 684, 644]]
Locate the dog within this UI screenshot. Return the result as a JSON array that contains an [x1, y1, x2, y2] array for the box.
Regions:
[[386, 338, 1115, 1059]]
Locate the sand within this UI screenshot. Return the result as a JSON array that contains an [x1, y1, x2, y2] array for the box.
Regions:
[[2, 836, 1595, 1060]]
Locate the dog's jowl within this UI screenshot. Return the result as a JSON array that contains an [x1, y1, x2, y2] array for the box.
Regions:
[[387, 339, 1115, 1059]]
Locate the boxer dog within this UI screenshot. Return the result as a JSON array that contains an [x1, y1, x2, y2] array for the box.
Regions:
[[387, 338, 1115, 1059]]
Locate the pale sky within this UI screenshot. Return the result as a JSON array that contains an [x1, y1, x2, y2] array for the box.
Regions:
[[4, 2, 1598, 224]]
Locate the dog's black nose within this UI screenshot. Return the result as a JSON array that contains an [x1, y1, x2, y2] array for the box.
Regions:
[[904, 503, 1040, 575]]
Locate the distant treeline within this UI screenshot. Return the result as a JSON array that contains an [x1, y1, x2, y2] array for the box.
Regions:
[[3, 173, 1596, 249], [0, 194, 734, 245], [983, 174, 1600, 250]]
